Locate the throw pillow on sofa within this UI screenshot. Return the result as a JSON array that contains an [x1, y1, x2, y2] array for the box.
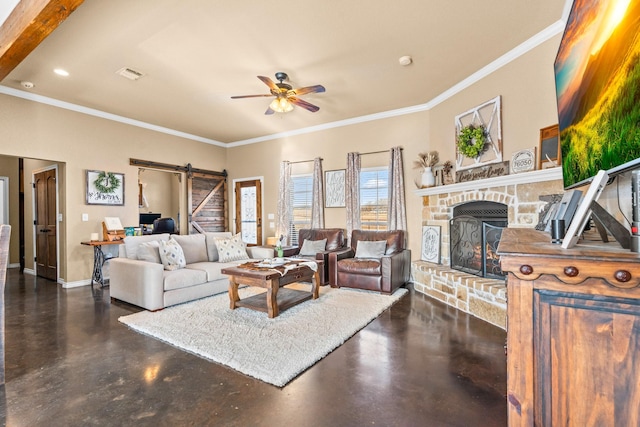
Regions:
[[355, 240, 387, 259], [123, 234, 170, 260], [299, 238, 327, 256], [137, 240, 162, 264], [214, 233, 249, 263], [204, 231, 233, 262], [159, 238, 187, 270], [172, 234, 208, 264]]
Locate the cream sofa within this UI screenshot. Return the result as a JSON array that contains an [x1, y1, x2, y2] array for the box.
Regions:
[[110, 232, 272, 311]]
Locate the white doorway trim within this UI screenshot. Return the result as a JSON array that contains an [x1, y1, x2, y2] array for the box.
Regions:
[[0, 176, 8, 225]]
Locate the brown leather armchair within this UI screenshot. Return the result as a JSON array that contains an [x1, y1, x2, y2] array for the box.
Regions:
[[328, 229, 410, 294], [284, 228, 346, 285]]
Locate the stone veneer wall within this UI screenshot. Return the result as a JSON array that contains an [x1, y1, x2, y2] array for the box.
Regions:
[[412, 173, 564, 330]]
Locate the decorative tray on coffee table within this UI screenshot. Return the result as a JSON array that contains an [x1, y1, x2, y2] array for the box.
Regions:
[[256, 258, 290, 268]]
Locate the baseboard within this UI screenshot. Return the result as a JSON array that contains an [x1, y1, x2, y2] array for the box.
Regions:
[[23, 268, 35, 276], [62, 279, 92, 289], [8, 263, 20, 269]]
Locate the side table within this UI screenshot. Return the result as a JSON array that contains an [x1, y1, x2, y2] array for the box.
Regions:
[[81, 240, 123, 287]]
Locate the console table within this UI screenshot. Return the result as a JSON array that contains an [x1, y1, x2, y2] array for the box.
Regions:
[[497, 228, 640, 426], [81, 240, 123, 287]]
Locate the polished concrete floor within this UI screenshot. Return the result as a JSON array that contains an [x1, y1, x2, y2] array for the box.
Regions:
[[0, 269, 507, 426]]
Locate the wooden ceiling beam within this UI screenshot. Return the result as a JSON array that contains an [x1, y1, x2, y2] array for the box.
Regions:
[[0, 0, 84, 82]]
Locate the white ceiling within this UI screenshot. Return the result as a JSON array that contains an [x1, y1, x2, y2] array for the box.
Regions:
[[0, 0, 568, 145]]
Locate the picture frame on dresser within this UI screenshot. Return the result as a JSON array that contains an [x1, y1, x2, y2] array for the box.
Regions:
[[561, 170, 608, 249]]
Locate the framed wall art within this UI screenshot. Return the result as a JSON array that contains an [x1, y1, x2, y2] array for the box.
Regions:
[[455, 95, 503, 171], [421, 225, 441, 264], [539, 124, 561, 169], [86, 170, 125, 206], [325, 169, 346, 208]]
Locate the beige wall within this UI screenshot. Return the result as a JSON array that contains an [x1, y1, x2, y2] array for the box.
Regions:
[[0, 155, 19, 264], [0, 33, 561, 283], [226, 35, 561, 257], [0, 94, 226, 284], [138, 168, 181, 222]]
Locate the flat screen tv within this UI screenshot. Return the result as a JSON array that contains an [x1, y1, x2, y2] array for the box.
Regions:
[[555, 0, 640, 189]]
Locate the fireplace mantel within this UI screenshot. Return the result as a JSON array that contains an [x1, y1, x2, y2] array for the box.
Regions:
[[414, 167, 563, 197]]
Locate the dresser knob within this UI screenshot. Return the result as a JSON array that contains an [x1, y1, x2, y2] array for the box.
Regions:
[[520, 265, 533, 275], [614, 270, 632, 282], [564, 266, 579, 277]]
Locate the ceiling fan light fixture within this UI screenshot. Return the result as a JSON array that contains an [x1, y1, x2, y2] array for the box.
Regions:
[[270, 97, 294, 113]]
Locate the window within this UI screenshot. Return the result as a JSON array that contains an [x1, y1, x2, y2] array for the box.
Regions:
[[289, 174, 313, 245], [360, 167, 388, 230]]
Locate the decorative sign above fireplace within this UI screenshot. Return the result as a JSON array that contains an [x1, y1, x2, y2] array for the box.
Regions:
[[455, 161, 509, 183]]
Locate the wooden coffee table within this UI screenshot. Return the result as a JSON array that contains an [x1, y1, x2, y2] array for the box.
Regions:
[[221, 260, 321, 318]]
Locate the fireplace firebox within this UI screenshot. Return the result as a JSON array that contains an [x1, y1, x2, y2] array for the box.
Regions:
[[450, 201, 507, 279]]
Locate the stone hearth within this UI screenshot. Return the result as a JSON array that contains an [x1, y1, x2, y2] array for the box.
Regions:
[[412, 168, 563, 329]]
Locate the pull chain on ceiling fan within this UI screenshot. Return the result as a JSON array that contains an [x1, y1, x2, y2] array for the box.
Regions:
[[231, 72, 325, 115]]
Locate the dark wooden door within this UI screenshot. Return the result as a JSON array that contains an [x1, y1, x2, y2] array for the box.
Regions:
[[188, 172, 227, 234], [234, 179, 262, 246], [34, 169, 57, 281]]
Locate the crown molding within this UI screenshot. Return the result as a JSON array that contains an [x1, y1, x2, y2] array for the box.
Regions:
[[1, 18, 566, 148], [0, 85, 227, 147]]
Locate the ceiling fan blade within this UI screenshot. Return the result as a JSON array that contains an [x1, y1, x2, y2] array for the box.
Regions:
[[288, 96, 320, 112], [257, 75, 279, 93], [230, 94, 273, 99], [289, 84, 326, 96], [265, 105, 275, 115]]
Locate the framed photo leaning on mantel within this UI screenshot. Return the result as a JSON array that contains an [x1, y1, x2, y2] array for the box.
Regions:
[[86, 170, 125, 206], [325, 169, 346, 208], [539, 124, 561, 169]]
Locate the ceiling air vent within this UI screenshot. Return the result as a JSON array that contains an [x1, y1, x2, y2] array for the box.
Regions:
[[116, 67, 145, 81]]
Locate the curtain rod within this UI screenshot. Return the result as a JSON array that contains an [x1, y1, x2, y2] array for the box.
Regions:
[[359, 148, 402, 156], [287, 158, 323, 165]]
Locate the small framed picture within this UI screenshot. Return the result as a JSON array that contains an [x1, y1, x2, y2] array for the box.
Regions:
[[539, 124, 560, 169], [86, 170, 125, 206], [325, 169, 346, 208], [561, 170, 608, 249], [421, 225, 441, 263]]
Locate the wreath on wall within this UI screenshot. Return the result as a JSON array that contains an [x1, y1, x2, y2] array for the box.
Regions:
[[457, 124, 487, 158], [94, 171, 121, 194]]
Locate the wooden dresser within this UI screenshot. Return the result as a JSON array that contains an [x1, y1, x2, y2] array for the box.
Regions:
[[498, 228, 640, 427]]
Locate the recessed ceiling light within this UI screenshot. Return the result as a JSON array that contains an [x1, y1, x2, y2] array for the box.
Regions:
[[53, 68, 69, 77]]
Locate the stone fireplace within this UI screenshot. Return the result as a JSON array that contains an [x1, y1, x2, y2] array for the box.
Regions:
[[412, 168, 563, 329]]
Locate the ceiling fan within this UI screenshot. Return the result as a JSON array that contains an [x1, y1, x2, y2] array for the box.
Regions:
[[231, 72, 325, 115]]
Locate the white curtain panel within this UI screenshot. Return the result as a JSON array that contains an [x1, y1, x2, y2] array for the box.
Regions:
[[311, 157, 325, 228], [388, 146, 407, 230], [276, 161, 291, 244], [345, 152, 361, 240]]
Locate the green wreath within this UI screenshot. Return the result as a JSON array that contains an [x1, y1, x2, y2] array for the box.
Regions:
[[94, 171, 121, 194], [457, 124, 487, 158]]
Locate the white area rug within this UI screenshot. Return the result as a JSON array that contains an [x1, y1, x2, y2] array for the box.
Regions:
[[119, 285, 407, 387]]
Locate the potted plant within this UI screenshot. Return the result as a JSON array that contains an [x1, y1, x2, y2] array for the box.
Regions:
[[414, 151, 439, 187]]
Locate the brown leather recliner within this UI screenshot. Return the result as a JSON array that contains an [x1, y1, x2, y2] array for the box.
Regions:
[[284, 228, 346, 285], [328, 229, 411, 294]]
